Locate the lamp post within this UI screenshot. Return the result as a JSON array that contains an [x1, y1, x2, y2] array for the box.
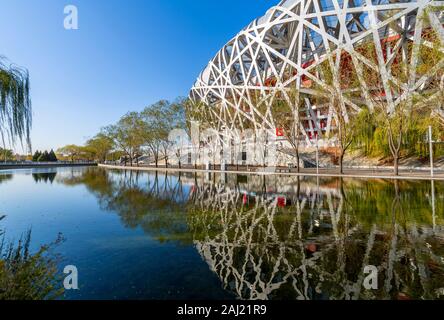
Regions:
[[429, 126, 434, 177], [432, 180, 436, 231], [315, 132, 319, 175]]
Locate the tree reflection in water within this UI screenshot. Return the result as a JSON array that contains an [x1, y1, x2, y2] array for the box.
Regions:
[[32, 172, 57, 184], [59, 168, 444, 300], [0, 174, 13, 185], [59, 169, 190, 242]]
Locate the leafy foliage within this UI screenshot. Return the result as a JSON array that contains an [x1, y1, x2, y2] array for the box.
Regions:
[[32, 149, 58, 162], [0, 57, 32, 149], [141, 99, 186, 167], [85, 133, 114, 163], [0, 147, 13, 162], [105, 112, 145, 166], [351, 106, 444, 159], [57, 144, 83, 162]]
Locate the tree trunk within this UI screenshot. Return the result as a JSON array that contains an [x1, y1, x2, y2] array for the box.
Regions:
[[194, 148, 198, 169], [393, 153, 399, 176], [339, 178, 345, 199], [296, 176, 300, 197], [165, 156, 168, 168], [296, 149, 300, 173], [339, 150, 345, 175]]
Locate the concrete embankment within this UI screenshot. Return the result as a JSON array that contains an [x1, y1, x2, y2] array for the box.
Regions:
[[98, 164, 444, 181], [0, 163, 97, 170]]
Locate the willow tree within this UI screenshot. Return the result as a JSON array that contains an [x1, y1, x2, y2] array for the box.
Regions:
[[271, 88, 304, 172], [313, 56, 360, 174], [358, 8, 444, 175], [57, 144, 83, 162], [0, 147, 13, 161], [0, 58, 32, 157], [86, 132, 115, 163]]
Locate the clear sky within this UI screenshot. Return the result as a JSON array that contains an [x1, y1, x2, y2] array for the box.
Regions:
[[0, 0, 275, 153]]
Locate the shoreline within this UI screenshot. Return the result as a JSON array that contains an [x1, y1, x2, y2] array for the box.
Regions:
[[98, 164, 444, 181], [0, 163, 97, 170]]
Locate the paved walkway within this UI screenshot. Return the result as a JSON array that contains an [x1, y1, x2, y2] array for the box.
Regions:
[[99, 164, 444, 181]]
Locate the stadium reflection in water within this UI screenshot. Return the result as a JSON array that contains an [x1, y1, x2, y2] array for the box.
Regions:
[[59, 168, 444, 300]]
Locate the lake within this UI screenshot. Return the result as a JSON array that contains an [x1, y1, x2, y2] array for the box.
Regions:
[[0, 167, 443, 300]]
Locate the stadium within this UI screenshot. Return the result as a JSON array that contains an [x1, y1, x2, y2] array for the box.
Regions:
[[190, 0, 444, 166]]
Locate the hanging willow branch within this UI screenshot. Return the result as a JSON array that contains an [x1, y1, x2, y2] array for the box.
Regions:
[[0, 57, 32, 149]]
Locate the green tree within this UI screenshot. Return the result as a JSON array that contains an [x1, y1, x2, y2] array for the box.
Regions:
[[362, 9, 443, 174], [37, 150, 50, 162], [184, 99, 213, 169], [85, 132, 114, 163], [0, 147, 13, 162], [271, 88, 305, 172], [79, 145, 96, 161], [48, 149, 58, 162], [141, 103, 167, 168], [351, 108, 378, 157], [57, 145, 82, 162], [141, 100, 186, 168], [106, 112, 144, 166], [162, 99, 187, 167], [32, 150, 41, 162], [313, 57, 361, 174]]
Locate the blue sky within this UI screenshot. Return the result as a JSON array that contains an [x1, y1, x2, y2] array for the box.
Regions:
[[0, 0, 275, 153]]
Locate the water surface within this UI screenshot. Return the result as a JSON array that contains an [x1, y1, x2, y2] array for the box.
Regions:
[[0, 167, 443, 300]]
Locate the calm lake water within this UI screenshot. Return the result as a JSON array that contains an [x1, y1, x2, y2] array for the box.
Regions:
[[0, 167, 443, 300]]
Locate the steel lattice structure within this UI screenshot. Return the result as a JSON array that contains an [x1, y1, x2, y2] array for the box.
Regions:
[[190, 0, 444, 146]]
